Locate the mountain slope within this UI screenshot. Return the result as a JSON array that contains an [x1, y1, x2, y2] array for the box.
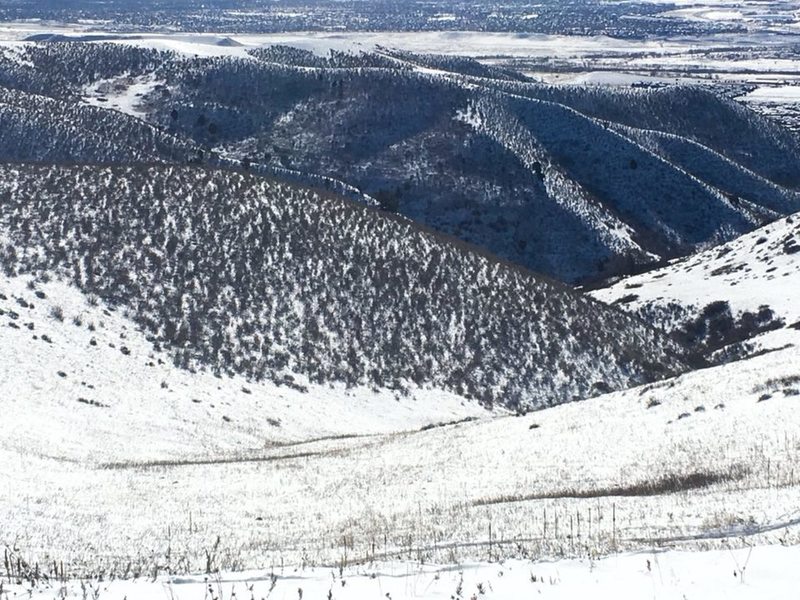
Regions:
[[0, 163, 686, 409], [513, 84, 800, 189], [2, 42, 799, 284], [223, 61, 800, 282], [2, 280, 798, 570], [0, 86, 200, 164], [591, 212, 800, 355], [619, 124, 799, 219], [467, 92, 757, 259], [0, 270, 490, 464]]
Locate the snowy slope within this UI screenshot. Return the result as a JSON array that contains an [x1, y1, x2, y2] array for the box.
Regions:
[[591, 211, 800, 352], [1, 37, 799, 598], [2, 284, 798, 573], [0, 271, 490, 465], [81, 73, 165, 118], [0, 85, 202, 164], [3, 42, 800, 283], [257, 62, 800, 282], [0, 163, 686, 409]]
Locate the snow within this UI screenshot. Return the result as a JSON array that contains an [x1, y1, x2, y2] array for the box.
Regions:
[[6, 544, 800, 599], [644, 0, 800, 34], [0, 271, 492, 466], [455, 96, 660, 267], [82, 74, 164, 118], [3, 22, 800, 100], [2, 267, 799, 575], [105, 36, 258, 58], [0, 41, 34, 67], [662, 7, 747, 22], [742, 85, 800, 103], [1, 25, 788, 62], [153, 32, 740, 60], [1, 18, 799, 596], [591, 212, 800, 330], [702, 10, 746, 20], [428, 14, 457, 23], [630, 56, 800, 74], [548, 71, 681, 86], [0, 20, 96, 41]]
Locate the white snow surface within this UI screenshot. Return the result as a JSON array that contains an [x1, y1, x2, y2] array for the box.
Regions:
[[742, 85, 800, 103], [1, 22, 795, 61], [82, 74, 163, 118], [0, 272, 491, 465], [6, 544, 800, 600], [591, 212, 800, 330], [1, 269, 799, 575]]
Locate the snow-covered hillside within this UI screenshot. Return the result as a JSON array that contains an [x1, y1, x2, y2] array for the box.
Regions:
[[0, 271, 490, 465], [591, 211, 800, 353], [0, 163, 686, 409], [2, 267, 798, 574], [1, 31, 800, 600], [2, 42, 799, 283]]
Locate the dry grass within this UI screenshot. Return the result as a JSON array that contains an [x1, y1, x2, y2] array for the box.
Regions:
[[473, 466, 751, 507]]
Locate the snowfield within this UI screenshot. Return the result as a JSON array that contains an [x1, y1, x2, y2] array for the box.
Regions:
[[4, 544, 800, 600], [0, 272, 490, 465], [742, 85, 800, 104], [82, 74, 165, 118], [1, 270, 799, 580]]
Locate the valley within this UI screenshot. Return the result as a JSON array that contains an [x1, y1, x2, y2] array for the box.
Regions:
[[3, 267, 800, 573], [0, 3, 799, 597]]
